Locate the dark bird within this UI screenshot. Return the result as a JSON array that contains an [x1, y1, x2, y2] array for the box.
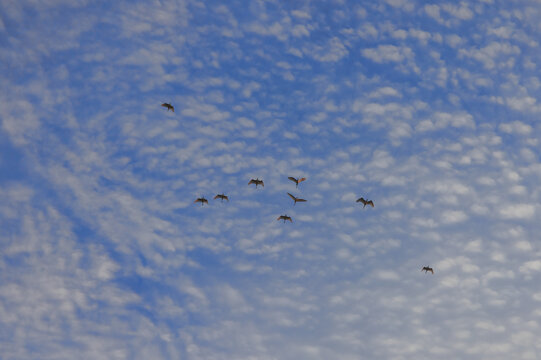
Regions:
[[356, 197, 374, 208], [214, 194, 229, 202], [248, 178, 264, 188], [288, 176, 307, 188], [194, 197, 208, 206], [287, 193, 307, 205], [161, 103, 174, 112], [421, 266, 434, 274], [277, 215, 293, 223]]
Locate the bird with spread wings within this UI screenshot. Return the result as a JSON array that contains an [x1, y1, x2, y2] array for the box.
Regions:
[[248, 178, 264, 188], [194, 197, 208, 206], [288, 176, 306, 188], [213, 194, 229, 202], [287, 193, 307, 205], [161, 103, 174, 112], [277, 215, 293, 223], [356, 197, 374, 208], [421, 266, 434, 274]]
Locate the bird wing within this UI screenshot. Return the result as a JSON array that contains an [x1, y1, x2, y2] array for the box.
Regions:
[[356, 197, 366, 204], [288, 176, 297, 183], [296, 198, 307, 202], [430, 268, 434, 274], [367, 200, 374, 207], [298, 177, 306, 183], [287, 217, 292, 222], [223, 195, 229, 201], [213, 194, 220, 200], [248, 179, 255, 185], [287, 193, 296, 200], [259, 180, 264, 187], [194, 198, 200, 203], [203, 198, 208, 204], [277, 216, 283, 221]]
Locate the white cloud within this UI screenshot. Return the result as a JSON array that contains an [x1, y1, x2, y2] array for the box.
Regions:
[[246, 21, 287, 41], [442, 3, 474, 20], [292, 24, 310, 37], [291, 10, 311, 19], [368, 86, 402, 98], [446, 34, 464, 48], [308, 37, 349, 62], [95, 255, 120, 281], [464, 239, 482, 252], [514, 240, 532, 251], [357, 23, 378, 39], [409, 29, 431, 44], [0, 98, 40, 145], [459, 41, 520, 69], [425, 5, 442, 22], [417, 111, 476, 132], [385, 0, 414, 11], [218, 284, 252, 313], [376, 270, 400, 281], [441, 210, 468, 224], [505, 96, 537, 112], [361, 44, 413, 63], [520, 260, 541, 273], [499, 204, 535, 219], [488, 25, 514, 39]]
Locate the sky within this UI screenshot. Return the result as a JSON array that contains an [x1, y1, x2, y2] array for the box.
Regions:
[[2, 0, 541, 358]]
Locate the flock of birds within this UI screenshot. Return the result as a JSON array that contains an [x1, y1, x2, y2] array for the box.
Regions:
[[194, 175, 374, 222], [162, 102, 435, 275]]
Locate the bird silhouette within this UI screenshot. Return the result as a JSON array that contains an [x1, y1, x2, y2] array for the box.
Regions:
[[288, 176, 306, 188], [248, 178, 264, 188], [421, 266, 434, 274], [161, 103, 174, 112], [194, 197, 208, 206], [214, 194, 229, 202], [287, 193, 307, 205], [277, 215, 293, 223], [356, 197, 374, 208]]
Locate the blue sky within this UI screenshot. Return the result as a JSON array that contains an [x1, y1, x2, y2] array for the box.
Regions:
[[2, 0, 541, 358]]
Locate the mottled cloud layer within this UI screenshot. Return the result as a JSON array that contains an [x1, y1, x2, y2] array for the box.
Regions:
[[2, 0, 541, 359]]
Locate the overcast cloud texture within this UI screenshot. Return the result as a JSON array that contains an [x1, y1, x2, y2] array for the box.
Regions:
[[2, 0, 541, 359]]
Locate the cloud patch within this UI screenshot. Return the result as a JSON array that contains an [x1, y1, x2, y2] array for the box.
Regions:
[[499, 204, 535, 220], [361, 44, 413, 63]]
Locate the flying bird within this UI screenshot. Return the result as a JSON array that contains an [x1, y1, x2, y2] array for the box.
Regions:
[[288, 176, 307, 188], [161, 103, 174, 112], [421, 266, 434, 274], [287, 193, 307, 205], [214, 194, 229, 202], [277, 215, 293, 223], [356, 197, 374, 208], [248, 178, 264, 188], [194, 197, 208, 206]]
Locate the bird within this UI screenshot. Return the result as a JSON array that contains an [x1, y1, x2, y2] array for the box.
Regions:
[[277, 215, 293, 223], [356, 197, 374, 208], [421, 266, 434, 274], [214, 194, 229, 202], [248, 178, 264, 188], [287, 193, 307, 205], [194, 197, 208, 206], [161, 103, 174, 112], [288, 176, 307, 188]]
